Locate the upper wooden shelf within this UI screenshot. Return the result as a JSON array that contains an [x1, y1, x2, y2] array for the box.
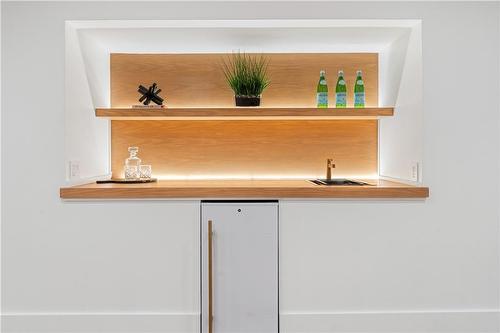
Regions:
[[95, 107, 394, 120]]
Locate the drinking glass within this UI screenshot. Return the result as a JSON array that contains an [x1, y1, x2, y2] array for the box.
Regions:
[[139, 165, 152, 179], [124, 165, 139, 179]]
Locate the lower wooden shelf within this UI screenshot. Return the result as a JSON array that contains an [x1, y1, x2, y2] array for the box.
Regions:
[[60, 179, 429, 199]]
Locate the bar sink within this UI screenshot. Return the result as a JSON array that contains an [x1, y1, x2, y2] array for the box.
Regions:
[[308, 179, 369, 186]]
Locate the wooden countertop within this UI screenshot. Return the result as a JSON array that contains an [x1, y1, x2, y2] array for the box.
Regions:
[[60, 179, 429, 199]]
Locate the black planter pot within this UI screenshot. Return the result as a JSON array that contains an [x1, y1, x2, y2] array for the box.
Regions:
[[235, 96, 261, 107]]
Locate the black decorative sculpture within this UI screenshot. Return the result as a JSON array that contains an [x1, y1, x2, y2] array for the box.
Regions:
[[138, 83, 164, 106]]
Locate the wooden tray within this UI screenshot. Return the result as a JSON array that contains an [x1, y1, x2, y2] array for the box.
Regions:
[[96, 178, 158, 184]]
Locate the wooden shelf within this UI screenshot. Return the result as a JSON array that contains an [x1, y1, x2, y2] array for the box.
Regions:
[[95, 107, 394, 120], [60, 179, 429, 199]]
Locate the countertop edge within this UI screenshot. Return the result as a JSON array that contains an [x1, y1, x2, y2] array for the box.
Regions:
[[60, 184, 429, 199]]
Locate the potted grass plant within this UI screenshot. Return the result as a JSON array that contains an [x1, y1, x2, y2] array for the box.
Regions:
[[222, 52, 270, 107]]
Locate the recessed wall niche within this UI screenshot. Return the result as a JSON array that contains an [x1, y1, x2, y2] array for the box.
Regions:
[[65, 20, 422, 183]]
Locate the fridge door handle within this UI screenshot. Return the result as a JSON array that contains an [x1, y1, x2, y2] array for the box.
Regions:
[[208, 220, 214, 333]]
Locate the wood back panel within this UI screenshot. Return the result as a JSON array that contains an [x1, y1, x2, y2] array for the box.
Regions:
[[111, 53, 378, 108], [110, 53, 379, 179], [111, 120, 378, 179]]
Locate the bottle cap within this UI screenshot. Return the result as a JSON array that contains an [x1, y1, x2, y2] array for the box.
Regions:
[[338, 70, 344, 75], [356, 70, 362, 75], [320, 70, 326, 75]]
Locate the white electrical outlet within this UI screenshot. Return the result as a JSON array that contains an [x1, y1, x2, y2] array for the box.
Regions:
[[410, 162, 419, 182], [69, 161, 80, 179]]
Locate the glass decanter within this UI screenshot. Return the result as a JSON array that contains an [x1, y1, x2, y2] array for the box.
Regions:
[[124, 147, 142, 179]]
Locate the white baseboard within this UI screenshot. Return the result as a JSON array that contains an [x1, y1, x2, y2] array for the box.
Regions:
[[3, 311, 499, 333], [280, 310, 500, 333], [1, 313, 199, 333]]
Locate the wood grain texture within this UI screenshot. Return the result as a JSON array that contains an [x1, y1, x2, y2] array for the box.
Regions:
[[109, 53, 380, 180], [110, 120, 378, 179], [60, 179, 430, 199], [110, 53, 378, 108], [96, 107, 393, 119]]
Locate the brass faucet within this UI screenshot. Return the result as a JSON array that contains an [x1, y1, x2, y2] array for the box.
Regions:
[[326, 158, 335, 181]]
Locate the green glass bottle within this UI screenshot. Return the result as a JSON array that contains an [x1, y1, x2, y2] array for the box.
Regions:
[[354, 70, 365, 108], [316, 70, 328, 108], [335, 70, 347, 108]]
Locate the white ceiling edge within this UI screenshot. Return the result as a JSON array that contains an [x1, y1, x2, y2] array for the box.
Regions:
[[67, 19, 421, 30]]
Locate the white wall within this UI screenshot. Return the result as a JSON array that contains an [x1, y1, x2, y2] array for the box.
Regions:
[[2, 2, 499, 333]]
